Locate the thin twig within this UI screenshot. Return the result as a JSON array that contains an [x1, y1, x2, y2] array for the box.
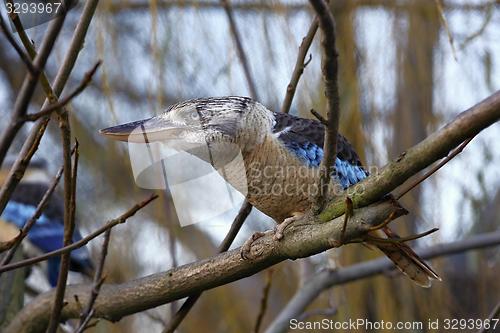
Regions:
[[220, 0, 259, 100], [23, 61, 102, 122], [0, 146, 75, 267], [0, 118, 51, 216], [396, 136, 474, 199], [253, 269, 274, 333], [75, 229, 112, 333], [310, 108, 328, 125], [75, 308, 95, 333], [0, 10, 67, 166], [280, 18, 318, 114], [162, 200, 252, 333], [0, 194, 158, 274], [435, 0, 457, 61], [0, 14, 35, 72], [309, 0, 341, 211], [46, 134, 77, 333]]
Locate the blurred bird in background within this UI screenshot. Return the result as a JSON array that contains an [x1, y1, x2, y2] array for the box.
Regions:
[[0, 159, 94, 288], [101, 96, 440, 287]]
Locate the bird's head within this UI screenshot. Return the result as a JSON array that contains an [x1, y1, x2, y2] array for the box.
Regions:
[[100, 96, 273, 154]]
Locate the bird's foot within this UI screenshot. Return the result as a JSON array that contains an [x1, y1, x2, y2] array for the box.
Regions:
[[240, 231, 268, 260], [274, 213, 305, 241]]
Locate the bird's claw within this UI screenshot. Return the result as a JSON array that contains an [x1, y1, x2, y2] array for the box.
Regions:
[[274, 214, 304, 241], [240, 231, 267, 260]]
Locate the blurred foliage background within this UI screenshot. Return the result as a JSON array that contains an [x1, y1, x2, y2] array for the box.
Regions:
[[1, 0, 499, 332]]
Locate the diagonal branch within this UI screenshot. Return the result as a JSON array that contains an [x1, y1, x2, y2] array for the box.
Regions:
[[220, 0, 259, 100], [0, 147, 74, 267], [0, 194, 158, 275], [0, 14, 35, 73], [23, 61, 102, 122], [319, 90, 500, 222], [280, 18, 318, 114], [75, 229, 112, 333], [5, 199, 405, 333], [0, 10, 67, 166]]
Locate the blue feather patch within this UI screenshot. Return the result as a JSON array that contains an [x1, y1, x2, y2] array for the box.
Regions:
[[1, 201, 93, 285], [281, 141, 367, 189]]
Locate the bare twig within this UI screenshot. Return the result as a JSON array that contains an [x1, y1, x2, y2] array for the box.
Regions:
[[0, 11, 67, 166], [396, 136, 474, 199], [220, 0, 259, 100], [280, 18, 318, 114], [75, 229, 112, 333], [265, 231, 500, 333], [310, 108, 328, 125], [0, 194, 158, 274], [0, 146, 75, 268], [0, 0, 100, 218], [23, 61, 102, 122], [75, 309, 95, 333], [46, 134, 77, 333], [162, 200, 252, 333], [0, 14, 35, 72], [253, 269, 274, 333], [308, 0, 341, 211], [0, 118, 51, 216], [435, 0, 457, 61]]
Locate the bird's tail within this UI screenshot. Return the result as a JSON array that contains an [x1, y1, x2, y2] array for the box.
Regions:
[[370, 228, 441, 288]]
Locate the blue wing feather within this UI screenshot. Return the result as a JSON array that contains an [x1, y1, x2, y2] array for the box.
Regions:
[[1, 201, 93, 286], [272, 112, 368, 188]]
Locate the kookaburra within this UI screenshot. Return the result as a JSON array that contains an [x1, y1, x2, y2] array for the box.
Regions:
[[100, 96, 440, 287], [0, 160, 94, 286]]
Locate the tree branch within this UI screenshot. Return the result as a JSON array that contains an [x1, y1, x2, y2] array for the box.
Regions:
[[0, 11, 67, 166], [264, 230, 500, 333], [220, 0, 260, 100], [0, 195, 158, 275], [162, 200, 252, 333], [280, 18, 318, 114], [308, 0, 341, 210], [0, 14, 35, 73], [319, 90, 500, 222], [5, 199, 405, 333], [23, 61, 102, 122]]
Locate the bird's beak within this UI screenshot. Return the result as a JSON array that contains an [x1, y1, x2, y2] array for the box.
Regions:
[[99, 117, 188, 143]]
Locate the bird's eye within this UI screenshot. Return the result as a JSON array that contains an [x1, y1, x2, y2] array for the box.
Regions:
[[190, 112, 200, 121]]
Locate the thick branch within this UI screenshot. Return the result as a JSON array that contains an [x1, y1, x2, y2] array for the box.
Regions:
[[5, 200, 404, 333], [265, 231, 500, 333], [319, 90, 500, 222]]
